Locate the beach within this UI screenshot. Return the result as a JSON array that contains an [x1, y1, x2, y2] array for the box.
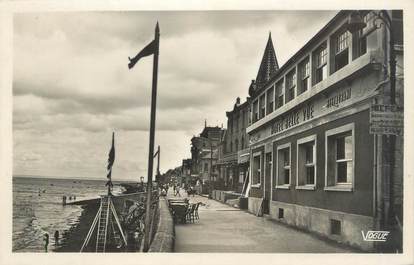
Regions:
[[54, 200, 100, 252], [55, 182, 144, 252], [12, 176, 124, 252]]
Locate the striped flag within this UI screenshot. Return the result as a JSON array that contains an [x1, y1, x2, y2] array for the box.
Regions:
[[106, 132, 115, 190]]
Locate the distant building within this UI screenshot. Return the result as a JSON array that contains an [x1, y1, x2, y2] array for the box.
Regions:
[[190, 123, 225, 184], [246, 10, 403, 251], [181, 159, 192, 185], [216, 97, 251, 192], [161, 166, 182, 186]]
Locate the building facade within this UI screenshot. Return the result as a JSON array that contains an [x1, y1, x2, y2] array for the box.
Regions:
[[216, 97, 251, 192], [246, 10, 403, 251], [190, 124, 224, 185]]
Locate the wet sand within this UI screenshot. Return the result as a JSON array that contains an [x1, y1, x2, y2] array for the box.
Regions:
[[54, 199, 99, 252]]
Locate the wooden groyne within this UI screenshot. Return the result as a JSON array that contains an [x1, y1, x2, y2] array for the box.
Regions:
[[64, 198, 100, 206]]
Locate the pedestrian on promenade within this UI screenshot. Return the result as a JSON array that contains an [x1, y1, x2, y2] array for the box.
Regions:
[[43, 233, 49, 252], [54, 230, 59, 246], [173, 184, 176, 196], [176, 186, 181, 197]]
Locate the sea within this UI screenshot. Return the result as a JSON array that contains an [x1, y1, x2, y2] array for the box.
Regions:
[[12, 176, 124, 252]]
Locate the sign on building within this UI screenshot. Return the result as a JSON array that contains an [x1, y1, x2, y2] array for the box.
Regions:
[[369, 104, 404, 136]]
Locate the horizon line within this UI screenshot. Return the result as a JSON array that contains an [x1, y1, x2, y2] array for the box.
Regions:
[[13, 174, 138, 182]]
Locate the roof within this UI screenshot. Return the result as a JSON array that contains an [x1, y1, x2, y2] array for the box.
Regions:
[[255, 32, 279, 88], [251, 11, 349, 97], [199, 126, 223, 138]]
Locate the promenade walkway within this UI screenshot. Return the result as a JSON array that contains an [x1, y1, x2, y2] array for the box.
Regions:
[[170, 191, 356, 253]]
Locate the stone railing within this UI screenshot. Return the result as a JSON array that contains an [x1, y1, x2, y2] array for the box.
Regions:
[[148, 197, 175, 252]]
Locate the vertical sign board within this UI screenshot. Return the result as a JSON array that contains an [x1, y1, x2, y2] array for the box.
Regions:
[[369, 104, 404, 135]]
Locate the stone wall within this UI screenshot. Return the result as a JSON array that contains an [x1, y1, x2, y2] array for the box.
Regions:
[[269, 200, 375, 251], [148, 197, 175, 252], [212, 190, 240, 203], [248, 197, 263, 216]]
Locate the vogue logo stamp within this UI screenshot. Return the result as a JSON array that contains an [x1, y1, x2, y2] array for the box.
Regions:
[[361, 231, 390, 242]]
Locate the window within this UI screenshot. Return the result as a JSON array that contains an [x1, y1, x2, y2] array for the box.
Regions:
[[266, 85, 274, 115], [252, 100, 259, 122], [330, 219, 341, 235], [248, 106, 252, 125], [275, 80, 284, 109], [252, 153, 261, 185], [278, 208, 284, 219], [352, 29, 367, 60], [259, 94, 266, 119], [285, 70, 296, 102], [325, 123, 354, 191], [297, 135, 316, 189], [335, 134, 352, 183], [332, 30, 349, 72], [276, 143, 291, 188], [235, 139, 239, 152], [298, 58, 310, 94], [239, 171, 244, 184], [241, 136, 245, 149], [204, 163, 209, 173], [313, 43, 328, 84]]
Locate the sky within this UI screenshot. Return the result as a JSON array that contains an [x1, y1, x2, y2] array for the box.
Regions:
[[13, 10, 338, 181]]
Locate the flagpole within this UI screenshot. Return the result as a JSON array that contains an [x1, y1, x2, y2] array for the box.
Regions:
[[143, 22, 160, 252]]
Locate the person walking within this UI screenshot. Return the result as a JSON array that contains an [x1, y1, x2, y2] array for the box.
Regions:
[[176, 185, 181, 197], [43, 233, 49, 252], [54, 230, 59, 246]]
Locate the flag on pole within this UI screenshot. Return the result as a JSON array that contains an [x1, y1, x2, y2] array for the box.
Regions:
[[106, 132, 115, 192], [128, 39, 157, 69]]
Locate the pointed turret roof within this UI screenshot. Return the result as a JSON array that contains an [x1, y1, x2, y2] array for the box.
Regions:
[[255, 32, 279, 88]]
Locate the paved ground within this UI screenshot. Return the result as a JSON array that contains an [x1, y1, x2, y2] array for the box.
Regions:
[[168, 191, 356, 253]]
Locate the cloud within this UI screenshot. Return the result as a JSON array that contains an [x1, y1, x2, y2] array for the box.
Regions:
[[13, 10, 338, 180]]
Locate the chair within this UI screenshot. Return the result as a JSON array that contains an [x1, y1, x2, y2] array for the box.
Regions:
[[194, 202, 201, 220], [186, 203, 197, 223]]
